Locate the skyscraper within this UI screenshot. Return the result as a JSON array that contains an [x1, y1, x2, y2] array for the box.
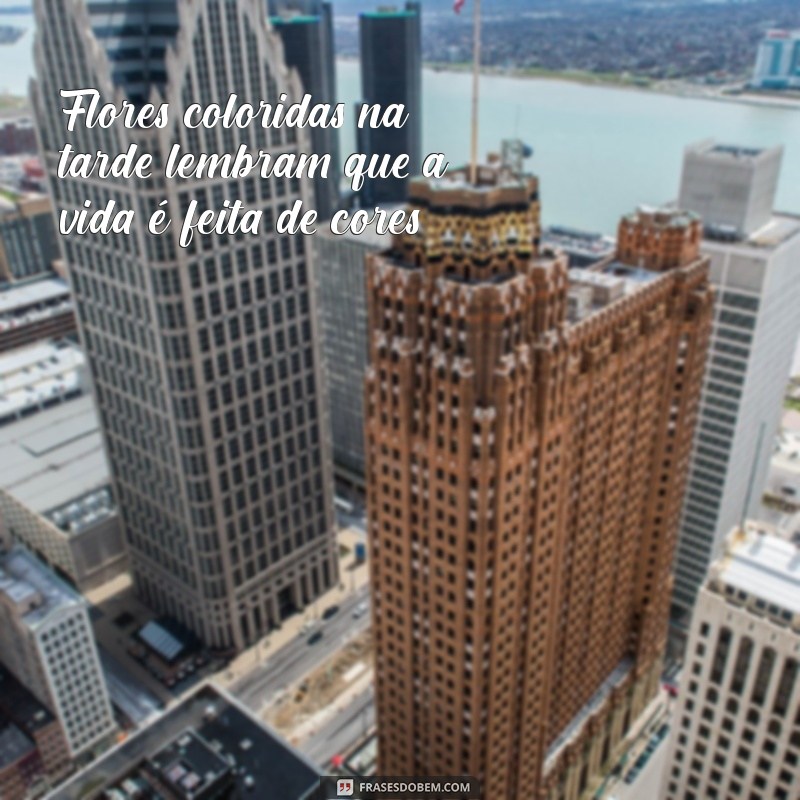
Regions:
[[365, 159, 714, 799], [672, 141, 800, 630], [269, 0, 341, 221], [315, 221, 392, 485], [32, 0, 339, 651], [358, 2, 422, 205], [662, 524, 800, 800]]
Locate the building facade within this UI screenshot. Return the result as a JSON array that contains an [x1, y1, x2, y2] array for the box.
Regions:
[[0, 277, 75, 353], [0, 192, 60, 283], [365, 160, 714, 800], [0, 115, 38, 155], [0, 666, 71, 800], [32, 0, 339, 651], [358, 2, 422, 205], [315, 223, 392, 484], [0, 348, 128, 593], [270, 0, 340, 222], [662, 525, 800, 800], [752, 30, 800, 91], [672, 141, 800, 628], [0, 546, 115, 759], [678, 141, 783, 239]]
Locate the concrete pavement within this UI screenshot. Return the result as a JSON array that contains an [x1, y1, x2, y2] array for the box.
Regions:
[[300, 686, 375, 767]]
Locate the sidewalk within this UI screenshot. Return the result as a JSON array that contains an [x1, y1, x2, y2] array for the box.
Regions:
[[284, 666, 374, 743], [216, 525, 371, 687]]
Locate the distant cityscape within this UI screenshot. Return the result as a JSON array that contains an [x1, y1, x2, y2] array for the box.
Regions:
[[333, 0, 800, 88], [0, 2, 799, 800]]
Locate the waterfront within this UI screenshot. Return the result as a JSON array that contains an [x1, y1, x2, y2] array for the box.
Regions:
[[2, 12, 799, 234], [337, 59, 800, 234]]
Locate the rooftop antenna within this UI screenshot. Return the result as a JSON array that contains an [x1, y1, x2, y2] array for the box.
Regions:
[[463, 0, 481, 184]]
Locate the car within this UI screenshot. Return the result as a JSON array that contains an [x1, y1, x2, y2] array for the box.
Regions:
[[664, 682, 679, 698], [623, 769, 639, 785], [307, 631, 323, 645], [353, 602, 369, 619], [322, 605, 339, 621]]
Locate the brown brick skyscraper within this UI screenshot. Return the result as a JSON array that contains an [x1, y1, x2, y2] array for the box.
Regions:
[[364, 158, 714, 800]]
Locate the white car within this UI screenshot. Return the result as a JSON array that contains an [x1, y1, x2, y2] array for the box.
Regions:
[[352, 602, 369, 619]]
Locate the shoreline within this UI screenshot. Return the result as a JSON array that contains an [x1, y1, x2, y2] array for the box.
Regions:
[[338, 56, 800, 112], [3, 57, 800, 114], [426, 64, 800, 112]]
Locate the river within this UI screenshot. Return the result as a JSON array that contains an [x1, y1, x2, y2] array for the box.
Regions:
[[2, 10, 799, 236]]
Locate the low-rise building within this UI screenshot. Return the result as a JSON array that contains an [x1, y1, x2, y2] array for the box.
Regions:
[[766, 427, 800, 510], [0, 116, 37, 156], [0, 666, 71, 800], [0, 190, 59, 283], [0, 342, 127, 591], [0, 277, 75, 353], [0, 546, 116, 760], [662, 524, 800, 800], [50, 683, 320, 800]]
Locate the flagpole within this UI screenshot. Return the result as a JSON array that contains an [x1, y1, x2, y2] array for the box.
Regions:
[[470, 0, 481, 184]]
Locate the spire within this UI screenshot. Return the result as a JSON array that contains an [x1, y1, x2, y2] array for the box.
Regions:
[[470, 0, 481, 184]]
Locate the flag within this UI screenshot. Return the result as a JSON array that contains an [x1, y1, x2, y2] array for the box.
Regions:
[[454, 0, 466, 13]]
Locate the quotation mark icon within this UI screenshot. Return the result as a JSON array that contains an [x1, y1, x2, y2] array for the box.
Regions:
[[337, 778, 355, 796]]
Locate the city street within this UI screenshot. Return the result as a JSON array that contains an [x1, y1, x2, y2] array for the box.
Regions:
[[231, 584, 371, 712], [300, 686, 375, 767]]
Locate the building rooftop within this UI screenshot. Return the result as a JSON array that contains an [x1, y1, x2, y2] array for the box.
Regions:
[[361, 8, 416, 18], [270, 13, 320, 24], [685, 139, 780, 163], [0, 279, 69, 315], [701, 212, 800, 250], [0, 278, 72, 336], [409, 162, 536, 209], [50, 684, 321, 800], [542, 226, 615, 267], [0, 393, 112, 526], [148, 729, 233, 799], [0, 721, 34, 769], [0, 340, 86, 422], [711, 525, 800, 617], [567, 262, 664, 321], [709, 144, 765, 159], [0, 546, 84, 630], [774, 428, 800, 472]]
